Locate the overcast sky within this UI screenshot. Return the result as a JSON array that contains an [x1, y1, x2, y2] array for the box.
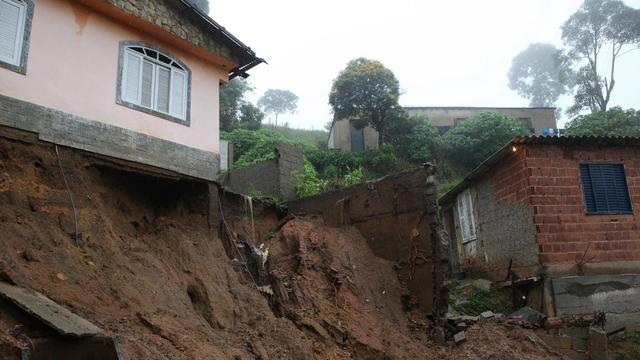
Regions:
[[213, 0, 640, 130]]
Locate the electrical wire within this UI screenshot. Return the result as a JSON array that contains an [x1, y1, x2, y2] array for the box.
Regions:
[[54, 145, 79, 246]]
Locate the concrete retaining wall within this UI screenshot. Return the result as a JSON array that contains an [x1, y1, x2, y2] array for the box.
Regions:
[[0, 95, 219, 180]]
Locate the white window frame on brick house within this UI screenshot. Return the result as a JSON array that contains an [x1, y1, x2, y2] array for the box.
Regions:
[[117, 42, 191, 125], [457, 189, 477, 243], [0, 0, 33, 74]]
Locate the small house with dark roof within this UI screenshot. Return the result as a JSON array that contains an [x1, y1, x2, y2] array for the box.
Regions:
[[0, 0, 263, 180], [439, 136, 640, 324]]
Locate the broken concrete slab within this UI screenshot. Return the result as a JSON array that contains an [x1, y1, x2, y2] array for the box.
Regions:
[[480, 311, 495, 319], [453, 331, 466, 344], [0, 281, 101, 337], [447, 315, 479, 324], [552, 274, 640, 316]]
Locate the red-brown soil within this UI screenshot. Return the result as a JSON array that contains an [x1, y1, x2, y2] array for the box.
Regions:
[[0, 136, 564, 359]]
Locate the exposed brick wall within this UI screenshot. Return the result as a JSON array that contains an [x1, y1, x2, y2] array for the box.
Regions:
[[528, 144, 640, 264]]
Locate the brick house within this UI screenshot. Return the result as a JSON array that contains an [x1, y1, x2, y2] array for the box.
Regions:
[[440, 136, 640, 322], [0, 0, 262, 180]]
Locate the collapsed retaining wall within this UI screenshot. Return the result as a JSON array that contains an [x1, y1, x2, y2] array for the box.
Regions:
[[287, 166, 446, 316]]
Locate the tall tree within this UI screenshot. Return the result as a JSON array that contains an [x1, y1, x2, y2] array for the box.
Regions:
[[328, 58, 401, 145], [508, 43, 575, 107], [257, 89, 298, 126], [219, 78, 263, 131], [562, 0, 640, 115], [565, 107, 640, 136]]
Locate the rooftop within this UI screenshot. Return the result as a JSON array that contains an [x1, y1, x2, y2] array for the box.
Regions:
[[439, 136, 640, 205]]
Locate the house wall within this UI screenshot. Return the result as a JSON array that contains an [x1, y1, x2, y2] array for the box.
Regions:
[[528, 144, 640, 270], [327, 118, 379, 151], [328, 107, 557, 151], [1, 0, 224, 158], [405, 107, 557, 135], [447, 149, 540, 275]]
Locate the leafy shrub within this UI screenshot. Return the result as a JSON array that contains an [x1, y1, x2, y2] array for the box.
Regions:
[[565, 107, 640, 137], [293, 160, 329, 197], [222, 129, 312, 168], [441, 112, 529, 175], [341, 167, 365, 187]]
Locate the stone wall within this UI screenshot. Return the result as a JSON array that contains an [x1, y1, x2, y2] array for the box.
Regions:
[[0, 95, 218, 180], [222, 143, 303, 200], [105, 0, 239, 64], [287, 166, 446, 316]]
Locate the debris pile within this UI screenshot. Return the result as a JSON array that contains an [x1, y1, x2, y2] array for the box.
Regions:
[[0, 136, 568, 359]]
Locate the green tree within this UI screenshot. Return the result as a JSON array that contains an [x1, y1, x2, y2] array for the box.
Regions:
[[219, 78, 263, 131], [565, 107, 640, 136], [257, 89, 298, 126], [441, 113, 529, 174], [508, 43, 575, 107], [386, 114, 440, 165], [328, 58, 401, 145], [238, 103, 264, 130], [562, 0, 640, 115]]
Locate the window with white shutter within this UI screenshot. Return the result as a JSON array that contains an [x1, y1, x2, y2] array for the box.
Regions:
[[0, 0, 32, 73], [457, 189, 477, 243], [117, 42, 190, 124]]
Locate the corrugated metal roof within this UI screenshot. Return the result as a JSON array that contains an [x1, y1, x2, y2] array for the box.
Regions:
[[438, 136, 640, 205]]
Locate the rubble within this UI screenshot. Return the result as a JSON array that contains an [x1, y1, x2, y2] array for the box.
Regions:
[[0, 135, 569, 359]]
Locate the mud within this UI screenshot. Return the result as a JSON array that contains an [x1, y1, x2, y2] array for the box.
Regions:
[[0, 135, 563, 359]]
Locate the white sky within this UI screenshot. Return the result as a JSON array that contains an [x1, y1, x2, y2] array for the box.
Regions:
[[213, 0, 640, 130]]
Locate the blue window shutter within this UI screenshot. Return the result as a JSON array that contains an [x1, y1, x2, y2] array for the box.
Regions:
[[579, 163, 632, 214], [579, 164, 596, 213]]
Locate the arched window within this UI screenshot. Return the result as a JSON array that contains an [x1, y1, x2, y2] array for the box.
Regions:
[[118, 42, 190, 123], [0, 0, 33, 74]]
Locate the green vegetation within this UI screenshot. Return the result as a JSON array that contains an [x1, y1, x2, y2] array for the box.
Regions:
[[329, 58, 402, 144], [565, 107, 640, 137], [262, 124, 328, 149], [450, 287, 514, 316], [223, 111, 535, 198], [510, 0, 640, 116], [293, 160, 329, 197]]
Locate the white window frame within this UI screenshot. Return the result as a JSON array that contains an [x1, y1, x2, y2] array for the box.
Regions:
[[120, 45, 189, 122], [0, 0, 27, 67], [457, 189, 477, 244]]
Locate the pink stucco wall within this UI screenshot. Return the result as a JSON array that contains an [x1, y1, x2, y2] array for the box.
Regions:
[[0, 0, 224, 153]]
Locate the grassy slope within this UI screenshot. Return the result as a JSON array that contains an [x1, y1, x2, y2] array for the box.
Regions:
[[262, 124, 328, 149]]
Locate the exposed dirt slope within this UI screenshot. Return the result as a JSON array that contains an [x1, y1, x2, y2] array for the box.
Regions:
[[0, 136, 563, 359]]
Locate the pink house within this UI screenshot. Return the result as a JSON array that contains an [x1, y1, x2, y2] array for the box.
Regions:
[[0, 0, 262, 180]]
